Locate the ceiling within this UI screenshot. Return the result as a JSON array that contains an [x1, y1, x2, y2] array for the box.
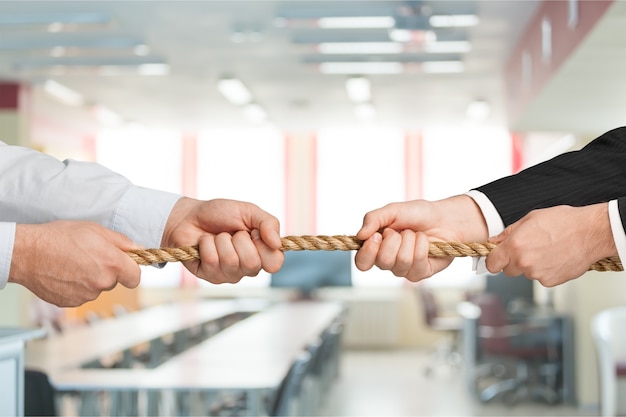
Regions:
[[0, 1, 562, 133]]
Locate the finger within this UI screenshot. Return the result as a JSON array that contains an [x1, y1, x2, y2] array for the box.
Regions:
[[193, 234, 220, 278], [488, 226, 513, 245], [231, 230, 262, 277], [405, 232, 440, 281], [391, 230, 417, 277], [485, 244, 508, 274], [357, 208, 394, 240], [251, 229, 284, 273], [215, 232, 241, 282], [116, 258, 142, 289], [376, 229, 402, 270], [354, 232, 382, 271], [245, 206, 282, 250]]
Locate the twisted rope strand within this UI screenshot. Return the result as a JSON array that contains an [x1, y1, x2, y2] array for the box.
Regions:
[[126, 234, 623, 272]]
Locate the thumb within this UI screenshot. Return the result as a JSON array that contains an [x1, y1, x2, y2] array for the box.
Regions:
[[357, 208, 398, 240], [488, 224, 515, 245]]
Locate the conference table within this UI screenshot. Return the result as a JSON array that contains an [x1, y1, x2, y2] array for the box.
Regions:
[[25, 299, 345, 416]]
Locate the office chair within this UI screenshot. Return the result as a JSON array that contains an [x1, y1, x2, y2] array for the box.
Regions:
[[417, 283, 463, 376], [591, 306, 626, 417], [24, 369, 57, 417], [473, 293, 560, 405], [270, 350, 315, 416]]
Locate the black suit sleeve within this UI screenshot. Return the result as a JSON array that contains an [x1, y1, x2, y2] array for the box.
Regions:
[[475, 126, 626, 227]]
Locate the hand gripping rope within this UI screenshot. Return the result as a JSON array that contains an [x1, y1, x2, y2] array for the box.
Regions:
[[125, 235, 623, 272]]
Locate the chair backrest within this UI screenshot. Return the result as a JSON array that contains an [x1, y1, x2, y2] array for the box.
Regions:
[[592, 306, 626, 361], [24, 369, 57, 417], [270, 350, 313, 416], [474, 293, 512, 354], [417, 284, 439, 327]]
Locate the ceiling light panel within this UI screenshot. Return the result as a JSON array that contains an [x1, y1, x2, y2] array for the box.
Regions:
[[317, 16, 395, 29], [217, 77, 253, 105], [319, 62, 404, 75], [346, 77, 371, 103], [0, 34, 146, 50], [318, 42, 404, 54], [0, 12, 112, 30]]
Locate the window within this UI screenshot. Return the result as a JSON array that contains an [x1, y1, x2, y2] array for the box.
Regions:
[[317, 128, 406, 287], [96, 127, 183, 287], [196, 128, 285, 287]]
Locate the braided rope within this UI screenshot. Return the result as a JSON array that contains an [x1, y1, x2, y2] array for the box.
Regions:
[[126, 234, 623, 272]]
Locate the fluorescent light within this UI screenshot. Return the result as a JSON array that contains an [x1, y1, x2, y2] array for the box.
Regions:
[[93, 105, 124, 126], [243, 103, 268, 123], [134, 44, 150, 56], [137, 63, 170, 75], [319, 62, 403, 74], [424, 41, 472, 54], [49, 46, 66, 57], [429, 15, 479, 28], [318, 42, 403, 54], [421, 61, 465, 73], [43, 79, 84, 106], [217, 77, 252, 105], [466, 100, 490, 121], [346, 76, 371, 103], [354, 103, 376, 120], [318, 16, 395, 29], [389, 29, 437, 43]]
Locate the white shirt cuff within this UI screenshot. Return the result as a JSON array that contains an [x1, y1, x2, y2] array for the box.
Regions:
[[464, 190, 506, 274], [608, 200, 626, 265], [111, 186, 182, 248], [0, 222, 16, 290]]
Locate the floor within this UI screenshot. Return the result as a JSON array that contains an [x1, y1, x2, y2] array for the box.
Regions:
[[319, 348, 594, 417]]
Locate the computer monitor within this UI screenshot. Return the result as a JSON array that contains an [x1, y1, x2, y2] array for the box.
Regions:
[[270, 250, 352, 298], [485, 272, 534, 313]]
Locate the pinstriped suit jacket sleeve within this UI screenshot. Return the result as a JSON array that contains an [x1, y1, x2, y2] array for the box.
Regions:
[[474, 126, 626, 231]]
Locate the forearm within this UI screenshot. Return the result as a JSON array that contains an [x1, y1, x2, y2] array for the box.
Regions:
[[475, 126, 626, 226], [0, 142, 181, 247]]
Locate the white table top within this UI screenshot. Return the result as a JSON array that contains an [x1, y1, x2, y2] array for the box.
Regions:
[[41, 300, 344, 391], [0, 328, 46, 345], [25, 298, 268, 373]]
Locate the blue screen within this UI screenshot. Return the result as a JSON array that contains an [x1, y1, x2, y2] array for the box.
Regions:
[[270, 250, 352, 293]]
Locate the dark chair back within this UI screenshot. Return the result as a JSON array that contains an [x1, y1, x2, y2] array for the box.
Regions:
[[24, 369, 56, 417]]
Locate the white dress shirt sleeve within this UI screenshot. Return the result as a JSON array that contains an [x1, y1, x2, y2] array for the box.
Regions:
[[465, 190, 626, 273], [464, 190, 505, 274], [0, 141, 181, 288], [608, 200, 626, 264], [0, 222, 16, 289]]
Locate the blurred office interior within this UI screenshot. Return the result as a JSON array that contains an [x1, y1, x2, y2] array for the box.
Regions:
[[2, 1, 626, 416]]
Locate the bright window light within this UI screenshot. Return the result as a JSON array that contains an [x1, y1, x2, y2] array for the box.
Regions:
[[318, 16, 395, 29], [96, 128, 183, 287], [317, 128, 405, 287], [196, 128, 285, 288], [421, 126, 512, 287]]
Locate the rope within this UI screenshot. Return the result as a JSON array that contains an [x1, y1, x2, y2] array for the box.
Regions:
[[126, 234, 623, 272]]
